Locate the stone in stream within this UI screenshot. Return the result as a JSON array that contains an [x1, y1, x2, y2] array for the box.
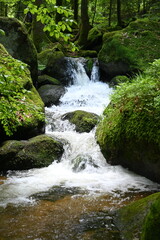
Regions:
[[62, 110, 99, 133], [0, 135, 64, 171]]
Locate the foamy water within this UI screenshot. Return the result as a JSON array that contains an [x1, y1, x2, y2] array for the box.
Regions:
[[0, 58, 159, 207]]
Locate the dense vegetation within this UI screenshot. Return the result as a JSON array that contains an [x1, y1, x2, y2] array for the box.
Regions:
[[97, 59, 160, 148], [0, 44, 44, 137]]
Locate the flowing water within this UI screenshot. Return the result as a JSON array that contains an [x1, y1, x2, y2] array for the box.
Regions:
[[0, 58, 159, 240]]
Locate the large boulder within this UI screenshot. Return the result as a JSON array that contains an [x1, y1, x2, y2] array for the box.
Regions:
[[38, 49, 73, 85], [98, 19, 160, 81], [38, 84, 65, 107], [96, 59, 160, 183], [114, 192, 160, 240], [0, 135, 64, 171], [62, 110, 99, 133], [0, 44, 45, 141], [0, 17, 38, 86], [141, 194, 160, 240]]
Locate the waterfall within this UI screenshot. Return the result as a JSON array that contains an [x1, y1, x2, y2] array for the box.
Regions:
[[0, 58, 159, 207]]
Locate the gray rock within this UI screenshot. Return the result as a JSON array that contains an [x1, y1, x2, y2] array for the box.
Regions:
[[38, 84, 65, 107]]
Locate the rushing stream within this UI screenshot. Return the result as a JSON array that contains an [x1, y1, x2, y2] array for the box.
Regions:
[[0, 58, 159, 240]]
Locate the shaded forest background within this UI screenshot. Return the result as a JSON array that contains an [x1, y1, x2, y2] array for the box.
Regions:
[[0, 0, 160, 52]]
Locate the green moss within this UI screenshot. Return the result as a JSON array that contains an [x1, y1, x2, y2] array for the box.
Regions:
[[63, 110, 99, 133], [141, 196, 160, 240], [38, 49, 64, 67], [0, 44, 44, 137], [96, 59, 160, 181], [98, 19, 160, 72], [38, 74, 61, 86], [115, 192, 160, 240], [0, 135, 64, 171]]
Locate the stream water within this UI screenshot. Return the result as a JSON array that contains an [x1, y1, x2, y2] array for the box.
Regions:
[[0, 58, 159, 240]]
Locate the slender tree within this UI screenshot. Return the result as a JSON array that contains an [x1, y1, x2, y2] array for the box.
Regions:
[[117, 0, 122, 26], [78, 0, 90, 47]]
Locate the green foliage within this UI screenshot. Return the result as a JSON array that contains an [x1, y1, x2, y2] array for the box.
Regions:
[[97, 59, 160, 148], [0, 29, 5, 36], [0, 47, 44, 136], [23, 0, 76, 45]]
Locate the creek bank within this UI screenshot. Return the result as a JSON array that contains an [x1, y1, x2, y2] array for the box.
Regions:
[[0, 17, 38, 86], [62, 110, 99, 133], [0, 135, 64, 171], [98, 18, 160, 81]]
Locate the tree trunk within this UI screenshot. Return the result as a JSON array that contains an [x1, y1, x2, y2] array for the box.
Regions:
[[108, 0, 113, 27], [55, 0, 63, 23], [92, 0, 98, 26], [117, 0, 122, 26], [31, 0, 51, 52], [78, 0, 90, 47], [72, 0, 79, 22]]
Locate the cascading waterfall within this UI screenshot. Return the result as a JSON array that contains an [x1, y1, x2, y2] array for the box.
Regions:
[[0, 58, 159, 208]]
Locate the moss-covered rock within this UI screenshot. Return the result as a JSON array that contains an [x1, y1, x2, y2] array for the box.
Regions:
[[0, 44, 45, 141], [0, 17, 38, 86], [96, 59, 160, 183], [114, 192, 160, 240], [141, 195, 160, 240], [38, 48, 64, 69], [98, 19, 160, 81], [38, 84, 65, 107], [0, 135, 64, 171], [109, 75, 130, 87], [38, 49, 78, 85], [62, 110, 99, 133], [37, 74, 61, 88], [87, 27, 103, 51]]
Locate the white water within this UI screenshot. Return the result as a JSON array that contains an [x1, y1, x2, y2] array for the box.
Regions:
[[0, 59, 159, 207]]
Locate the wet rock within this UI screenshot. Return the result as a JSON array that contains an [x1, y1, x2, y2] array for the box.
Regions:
[[71, 154, 98, 172], [62, 110, 99, 133], [0, 135, 64, 171], [114, 192, 160, 240], [38, 84, 65, 107], [0, 17, 38, 86]]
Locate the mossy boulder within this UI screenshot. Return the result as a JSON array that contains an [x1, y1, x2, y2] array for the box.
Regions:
[[114, 192, 160, 240], [109, 75, 130, 87], [87, 27, 103, 51], [96, 59, 160, 183], [141, 195, 160, 240], [0, 135, 64, 171], [38, 48, 64, 70], [0, 44, 45, 141], [98, 19, 160, 81], [0, 17, 38, 86], [38, 50, 81, 85], [62, 110, 99, 133], [37, 74, 61, 88], [38, 84, 65, 107]]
